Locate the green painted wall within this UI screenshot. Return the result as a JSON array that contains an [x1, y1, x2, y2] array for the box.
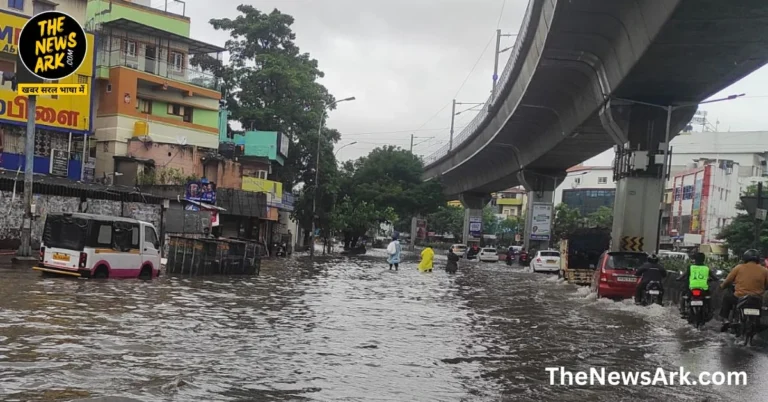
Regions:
[[194, 109, 219, 128], [147, 100, 218, 129], [86, 0, 190, 37]]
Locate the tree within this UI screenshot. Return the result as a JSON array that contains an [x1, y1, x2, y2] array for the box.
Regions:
[[552, 203, 582, 244], [197, 5, 338, 189], [498, 216, 522, 246], [587, 206, 613, 228], [483, 206, 500, 235], [331, 196, 397, 249], [718, 184, 766, 256], [427, 205, 464, 240], [345, 146, 445, 232]]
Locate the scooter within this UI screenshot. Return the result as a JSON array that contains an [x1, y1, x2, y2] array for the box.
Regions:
[[683, 289, 713, 329], [518, 252, 531, 267], [641, 281, 663, 306], [729, 294, 764, 346], [274, 242, 287, 257]]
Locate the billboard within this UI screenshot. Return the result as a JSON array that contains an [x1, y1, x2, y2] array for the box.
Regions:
[[530, 203, 552, 241], [691, 178, 703, 232], [0, 10, 94, 133], [242, 177, 282, 199], [185, 180, 217, 203], [469, 216, 482, 238]]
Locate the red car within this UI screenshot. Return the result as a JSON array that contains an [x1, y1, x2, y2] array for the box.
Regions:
[[591, 251, 648, 300]]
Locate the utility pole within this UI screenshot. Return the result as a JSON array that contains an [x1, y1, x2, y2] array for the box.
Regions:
[[16, 94, 36, 258], [410, 133, 414, 153], [449, 99, 456, 150], [492, 29, 501, 99], [755, 181, 763, 250]]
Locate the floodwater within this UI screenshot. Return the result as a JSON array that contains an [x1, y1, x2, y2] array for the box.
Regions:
[[1, 251, 767, 401]]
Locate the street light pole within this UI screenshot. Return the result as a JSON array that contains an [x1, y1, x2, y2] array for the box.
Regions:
[[492, 30, 516, 100], [611, 93, 744, 253], [16, 95, 36, 258], [310, 96, 355, 260], [449, 99, 456, 150], [334, 141, 357, 157]]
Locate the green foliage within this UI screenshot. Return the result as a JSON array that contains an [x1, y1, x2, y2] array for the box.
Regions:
[[586, 206, 613, 229], [195, 5, 337, 189], [717, 183, 765, 256], [552, 203, 583, 244], [483, 206, 500, 235], [136, 167, 197, 186], [427, 205, 464, 240], [498, 216, 522, 234]]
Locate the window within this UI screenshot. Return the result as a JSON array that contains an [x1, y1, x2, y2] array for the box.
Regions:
[[539, 251, 560, 257], [167, 103, 183, 116], [257, 170, 268, 179], [124, 40, 136, 57], [674, 187, 681, 201], [682, 185, 694, 200], [95, 223, 113, 247], [598, 176, 608, 184], [145, 226, 159, 249], [170, 52, 184, 72], [33, 0, 55, 14], [131, 225, 140, 249], [77, 74, 88, 84], [8, 0, 23, 10], [182, 106, 193, 123], [606, 252, 647, 271], [137, 98, 152, 114], [574, 177, 580, 185]]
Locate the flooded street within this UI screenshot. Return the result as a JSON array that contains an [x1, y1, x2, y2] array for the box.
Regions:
[[1, 253, 768, 401]]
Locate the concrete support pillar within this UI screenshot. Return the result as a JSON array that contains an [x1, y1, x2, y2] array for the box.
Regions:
[[517, 170, 562, 252], [601, 103, 693, 252], [459, 192, 490, 244], [611, 177, 662, 252], [524, 189, 554, 251]]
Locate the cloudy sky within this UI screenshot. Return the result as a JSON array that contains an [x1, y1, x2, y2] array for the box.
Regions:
[[174, 0, 768, 166]]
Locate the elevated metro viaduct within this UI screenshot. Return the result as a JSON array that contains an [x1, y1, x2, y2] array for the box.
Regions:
[[424, 0, 768, 252]]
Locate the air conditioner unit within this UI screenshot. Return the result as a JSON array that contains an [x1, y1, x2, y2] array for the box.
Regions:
[[126, 61, 139, 69]]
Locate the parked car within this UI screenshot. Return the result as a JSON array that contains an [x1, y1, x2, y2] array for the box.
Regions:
[[479, 247, 499, 263], [531, 250, 561, 273], [450, 244, 468, 258], [591, 251, 648, 300]]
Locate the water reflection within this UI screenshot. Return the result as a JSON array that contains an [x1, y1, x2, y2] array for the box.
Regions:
[[0, 257, 767, 401]]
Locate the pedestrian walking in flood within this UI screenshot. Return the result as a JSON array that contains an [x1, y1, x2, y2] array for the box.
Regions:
[[387, 233, 402, 270], [446, 249, 459, 274], [419, 246, 434, 273]]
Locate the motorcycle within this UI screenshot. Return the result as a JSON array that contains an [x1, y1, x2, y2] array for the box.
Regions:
[[684, 289, 712, 329], [518, 252, 530, 267], [641, 281, 663, 306], [729, 294, 764, 346], [274, 242, 288, 257]]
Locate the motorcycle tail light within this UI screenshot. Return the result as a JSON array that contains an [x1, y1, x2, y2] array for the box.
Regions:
[[691, 289, 702, 297]]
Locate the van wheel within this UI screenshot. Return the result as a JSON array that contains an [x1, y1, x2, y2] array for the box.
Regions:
[[93, 265, 109, 279], [138, 265, 153, 280]]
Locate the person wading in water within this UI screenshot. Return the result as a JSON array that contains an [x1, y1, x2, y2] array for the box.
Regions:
[[387, 233, 402, 271]]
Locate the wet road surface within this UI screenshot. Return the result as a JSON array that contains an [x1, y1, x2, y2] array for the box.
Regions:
[[1, 251, 767, 401]]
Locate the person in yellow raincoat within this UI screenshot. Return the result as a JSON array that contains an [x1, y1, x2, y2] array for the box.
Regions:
[[419, 246, 434, 273]]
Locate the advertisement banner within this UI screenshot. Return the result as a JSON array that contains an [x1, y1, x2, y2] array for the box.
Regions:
[[242, 176, 283, 204], [0, 10, 94, 133], [416, 219, 427, 240], [185, 180, 217, 203], [469, 216, 482, 238], [530, 203, 552, 241]]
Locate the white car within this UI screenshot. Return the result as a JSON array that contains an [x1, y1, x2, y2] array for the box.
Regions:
[[450, 244, 467, 258], [531, 250, 561, 273], [478, 247, 499, 263]]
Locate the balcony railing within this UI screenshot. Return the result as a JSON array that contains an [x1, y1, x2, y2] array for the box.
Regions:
[[97, 49, 222, 92]]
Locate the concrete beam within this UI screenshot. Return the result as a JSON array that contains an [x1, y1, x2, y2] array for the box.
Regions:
[[459, 192, 490, 244]]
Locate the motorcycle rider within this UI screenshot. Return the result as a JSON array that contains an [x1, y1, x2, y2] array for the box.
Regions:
[[719, 249, 768, 332], [634, 253, 667, 305], [676, 252, 718, 317]]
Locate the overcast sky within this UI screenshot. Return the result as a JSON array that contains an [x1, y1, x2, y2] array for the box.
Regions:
[[175, 0, 768, 166]]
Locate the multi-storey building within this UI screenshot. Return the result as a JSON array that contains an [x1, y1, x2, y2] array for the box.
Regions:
[[85, 0, 223, 179], [0, 2, 96, 181]]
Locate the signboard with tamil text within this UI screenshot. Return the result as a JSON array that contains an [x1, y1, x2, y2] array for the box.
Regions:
[[0, 10, 94, 133]]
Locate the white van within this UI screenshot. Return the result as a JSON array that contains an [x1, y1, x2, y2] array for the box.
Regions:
[[34, 213, 161, 279]]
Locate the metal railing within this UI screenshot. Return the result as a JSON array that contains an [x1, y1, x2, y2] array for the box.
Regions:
[[423, 0, 536, 166], [97, 49, 222, 91]]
